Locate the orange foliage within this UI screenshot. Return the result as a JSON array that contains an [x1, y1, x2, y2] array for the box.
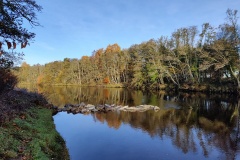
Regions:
[[105, 43, 121, 54], [37, 74, 44, 85], [103, 77, 110, 84], [103, 89, 110, 99], [95, 113, 105, 123], [82, 56, 89, 60], [21, 62, 30, 68], [94, 48, 104, 57], [106, 115, 121, 129]]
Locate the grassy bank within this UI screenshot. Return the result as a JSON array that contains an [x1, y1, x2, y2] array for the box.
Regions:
[[0, 89, 69, 160]]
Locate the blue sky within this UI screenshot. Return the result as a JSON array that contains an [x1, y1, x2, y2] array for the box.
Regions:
[[15, 0, 240, 65]]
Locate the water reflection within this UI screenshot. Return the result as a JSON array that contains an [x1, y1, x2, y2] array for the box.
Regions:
[[91, 100, 240, 159], [19, 85, 170, 107], [20, 85, 240, 159]]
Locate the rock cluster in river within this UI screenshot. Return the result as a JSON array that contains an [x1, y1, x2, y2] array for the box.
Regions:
[[53, 102, 160, 114]]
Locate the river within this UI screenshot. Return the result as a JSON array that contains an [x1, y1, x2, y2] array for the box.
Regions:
[[21, 85, 240, 160]]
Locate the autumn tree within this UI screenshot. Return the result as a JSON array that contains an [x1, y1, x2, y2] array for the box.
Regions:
[[13, 9, 240, 94]]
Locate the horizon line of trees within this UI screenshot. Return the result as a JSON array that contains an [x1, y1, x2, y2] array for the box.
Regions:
[[14, 9, 240, 93]]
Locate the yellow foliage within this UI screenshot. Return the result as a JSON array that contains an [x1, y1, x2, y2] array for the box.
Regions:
[[105, 43, 121, 54], [37, 74, 44, 85]]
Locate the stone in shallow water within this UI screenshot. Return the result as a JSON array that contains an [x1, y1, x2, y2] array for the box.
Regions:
[[118, 106, 128, 111], [104, 104, 111, 108], [79, 102, 86, 107], [56, 103, 160, 114], [153, 106, 160, 110]]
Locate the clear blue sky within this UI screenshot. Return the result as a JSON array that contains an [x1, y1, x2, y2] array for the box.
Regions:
[[17, 0, 240, 65]]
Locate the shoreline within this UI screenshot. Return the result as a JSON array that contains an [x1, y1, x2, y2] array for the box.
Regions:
[[0, 89, 69, 160]]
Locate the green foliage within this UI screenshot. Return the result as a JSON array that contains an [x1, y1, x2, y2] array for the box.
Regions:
[[0, 108, 69, 160]]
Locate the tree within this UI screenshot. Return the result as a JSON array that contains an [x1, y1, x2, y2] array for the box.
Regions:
[[0, 0, 42, 44], [0, 0, 41, 91], [199, 9, 240, 93]]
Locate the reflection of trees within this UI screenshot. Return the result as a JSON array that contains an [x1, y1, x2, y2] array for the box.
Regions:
[[93, 100, 240, 159], [18, 85, 240, 158], [19, 86, 169, 107], [95, 112, 122, 129]]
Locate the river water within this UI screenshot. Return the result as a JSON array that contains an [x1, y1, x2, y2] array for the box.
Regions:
[[21, 85, 240, 160]]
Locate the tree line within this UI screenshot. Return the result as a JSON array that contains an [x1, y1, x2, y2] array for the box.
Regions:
[[14, 9, 240, 93]]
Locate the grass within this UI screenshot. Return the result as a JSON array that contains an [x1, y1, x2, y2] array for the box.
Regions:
[[0, 107, 69, 160]]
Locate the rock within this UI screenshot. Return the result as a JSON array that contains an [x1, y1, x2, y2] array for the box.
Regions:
[[153, 106, 160, 110], [88, 107, 96, 111], [64, 104, 72, 108], [118, 106, 128, 111], [81, 108, 88, 113], [79, 102, 86, 107], [96, 105, 104, 111], [91, 109, 98, 112], [105, 107, 113, 112], [70, 107, 77, 112], [73, 104, 80, 107], [62, 108, 67, 111], [112, 106, 121, 111], [52, 105, 58, 110], [85, 104, 95, 111], [104, 104, 111, 108], [54, 102, 161, 114], [138, 109, 147, 112], [138, 105, 152, 110], [96, 104, 104, 108], [125, 107, 138, 112], [85, 104, 94, 108]]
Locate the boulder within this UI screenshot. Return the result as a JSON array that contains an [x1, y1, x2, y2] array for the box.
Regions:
[[104, 104, 111, 108], [153, 106, 160, 110], [105, 107, 114, 112], [125, 107, 138, 112], [64, 104, 73, 108], [113, 106, 121, 111], [70, 107, 77, 112], [138, 105, 152, 110], [85, 104, 94, 107], [81, 108, 89, 114], [118, 106, 128, 111], [79, 102, 86, 107], [91, 109, 99, 112]]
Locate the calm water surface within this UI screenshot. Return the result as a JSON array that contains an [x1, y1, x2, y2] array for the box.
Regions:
[[21, 85, 240, 160]]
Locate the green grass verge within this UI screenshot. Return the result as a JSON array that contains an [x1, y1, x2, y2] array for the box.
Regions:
[[0, 107, 69, 160]]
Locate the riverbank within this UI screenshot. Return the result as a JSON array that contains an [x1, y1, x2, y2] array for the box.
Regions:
[[0, 89, 69, 160]]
